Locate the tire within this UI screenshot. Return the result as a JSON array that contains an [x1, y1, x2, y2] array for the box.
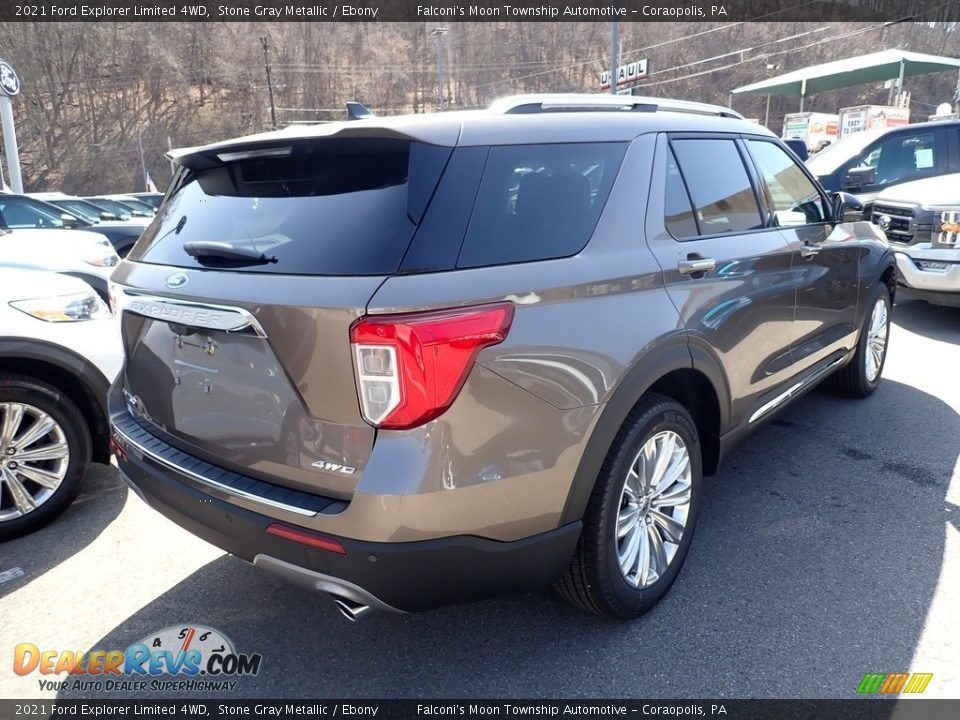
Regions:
[[0, 374, 91, 542], [556, 394, 702, 619], [828, 283, 892, 398]]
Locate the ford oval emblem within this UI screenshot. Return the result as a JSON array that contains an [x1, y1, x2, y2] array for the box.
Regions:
[[165, 272, 189, 289], [876, 214, 892, 232]]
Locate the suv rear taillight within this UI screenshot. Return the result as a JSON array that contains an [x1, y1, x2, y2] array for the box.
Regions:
[[350, 302, 515, 430]]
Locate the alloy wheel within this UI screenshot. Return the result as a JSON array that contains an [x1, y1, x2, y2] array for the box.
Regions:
[[616, 430, 692, 588], [864, 297, 889, 383], [0, 402, 71, 522]]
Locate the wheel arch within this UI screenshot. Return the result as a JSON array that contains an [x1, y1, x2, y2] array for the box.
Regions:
[[0, 339, 111, 464], [880, 261, 896, 300], [560, 339, 729, 525]]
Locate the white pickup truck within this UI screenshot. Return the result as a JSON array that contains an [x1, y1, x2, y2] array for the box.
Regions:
[[871, 173, 960, 307]]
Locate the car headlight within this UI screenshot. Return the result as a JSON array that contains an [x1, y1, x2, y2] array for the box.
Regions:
[[10, 289, 112, 322], [78, 240, 120, 267]]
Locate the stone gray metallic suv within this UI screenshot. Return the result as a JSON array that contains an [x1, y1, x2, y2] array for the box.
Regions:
[[110, 94, 896, 620]]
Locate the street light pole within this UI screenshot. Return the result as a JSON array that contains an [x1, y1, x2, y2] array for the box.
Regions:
[[609, 21, 619, 95], [431, 27, 449, 110]]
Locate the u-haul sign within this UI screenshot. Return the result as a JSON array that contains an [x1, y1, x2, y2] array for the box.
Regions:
[[600, 59, 648, 90]]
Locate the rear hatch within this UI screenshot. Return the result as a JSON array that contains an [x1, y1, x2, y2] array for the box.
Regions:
[[115, 131, 454, 499]]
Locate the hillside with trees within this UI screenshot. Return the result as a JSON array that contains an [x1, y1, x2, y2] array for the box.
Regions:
[[0, 21, 957, 193]]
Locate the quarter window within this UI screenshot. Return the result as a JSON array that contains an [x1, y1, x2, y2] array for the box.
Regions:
[[747, 140, 827, 226], [670, 139, 763, 235], [456, 143, 626, 268]]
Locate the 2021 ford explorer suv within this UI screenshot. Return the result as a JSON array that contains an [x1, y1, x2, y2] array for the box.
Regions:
[[109, 94, 895, 620]]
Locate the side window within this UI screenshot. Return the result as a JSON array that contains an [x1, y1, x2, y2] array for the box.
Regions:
[[0, 199, 63, 229], [671, 139, 763, 235], [664, 147, 699, 238], [854, 132, 938, 186], [747, 140, 827, 226], [457, 142, 626, 268]]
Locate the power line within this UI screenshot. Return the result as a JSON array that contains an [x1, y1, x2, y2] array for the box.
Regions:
[[472, 1, 820, 90]]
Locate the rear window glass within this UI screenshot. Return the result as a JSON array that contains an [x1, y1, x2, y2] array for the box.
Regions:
[[130, 138, 450, 276], [457, 143, 626, 268]]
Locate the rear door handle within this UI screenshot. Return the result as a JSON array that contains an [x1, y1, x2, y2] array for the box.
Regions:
[[678, 257, 717, 276], [800, 243, 821, 259]]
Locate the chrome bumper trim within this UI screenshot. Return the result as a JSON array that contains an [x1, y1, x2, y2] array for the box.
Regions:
[[113, 424, 316, 517]]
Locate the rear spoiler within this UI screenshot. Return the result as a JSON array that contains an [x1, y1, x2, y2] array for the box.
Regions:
[[166, 113, 460, 171]]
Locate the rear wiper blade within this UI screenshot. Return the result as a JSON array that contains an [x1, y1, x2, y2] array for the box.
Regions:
[[183, 240, 277, 265]]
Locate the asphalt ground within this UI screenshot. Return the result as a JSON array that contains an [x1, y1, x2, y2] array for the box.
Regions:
[[1, 298, 957, 700]]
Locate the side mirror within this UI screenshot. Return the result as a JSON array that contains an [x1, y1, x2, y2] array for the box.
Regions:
[[60, 213, 79, 228], [100, 211, 119, 221], [843, 166, 875, 189], [833, 191, 864, 223]]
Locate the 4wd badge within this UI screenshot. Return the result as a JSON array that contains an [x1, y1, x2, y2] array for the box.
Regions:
[[311, 460, 356, 475]]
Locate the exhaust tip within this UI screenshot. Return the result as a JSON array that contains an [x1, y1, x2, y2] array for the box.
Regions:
[[332, 596, 372, 622]]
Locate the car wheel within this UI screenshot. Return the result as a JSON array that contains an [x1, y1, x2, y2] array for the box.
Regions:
[[828, 284, 892, 398], [0, 375, 91, 541], [556, 394, 701, 619]]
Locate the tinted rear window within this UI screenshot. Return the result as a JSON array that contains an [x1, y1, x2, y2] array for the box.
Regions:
[[130, 138, 450, 276], [457, 143, 626, 268]]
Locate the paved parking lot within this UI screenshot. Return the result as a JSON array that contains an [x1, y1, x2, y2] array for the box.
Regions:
[[1, 299, 958, 700]]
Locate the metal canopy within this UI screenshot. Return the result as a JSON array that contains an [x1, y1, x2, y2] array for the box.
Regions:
[[731, 50, 960, 105]]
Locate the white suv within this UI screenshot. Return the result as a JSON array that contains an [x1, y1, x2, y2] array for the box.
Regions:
[[0, 268, 122, 540], [0, 226, 118, 300]]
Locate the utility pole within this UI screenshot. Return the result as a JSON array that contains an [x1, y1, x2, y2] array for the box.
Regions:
[[137, 131, 149, 192], [261, 36, 278, 129], [431, 27, 449, 110], [609, 21, 619, 95], [167, 136, 175, 176]]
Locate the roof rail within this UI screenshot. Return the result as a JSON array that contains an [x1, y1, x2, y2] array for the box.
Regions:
[[488, 94, 744, 120]]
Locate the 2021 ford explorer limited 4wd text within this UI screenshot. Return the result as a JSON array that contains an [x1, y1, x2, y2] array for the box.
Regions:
[[110, 95, 895, 620]]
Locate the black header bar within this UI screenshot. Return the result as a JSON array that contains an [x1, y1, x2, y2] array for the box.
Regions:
[[4, 700, 960, 720], [1, 0, 959, 23]]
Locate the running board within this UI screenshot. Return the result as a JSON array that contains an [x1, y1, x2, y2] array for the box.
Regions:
[[748, 357, 845, 425]]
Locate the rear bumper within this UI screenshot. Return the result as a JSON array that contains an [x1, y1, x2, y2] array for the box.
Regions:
[[112, 405, 581, 613]]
